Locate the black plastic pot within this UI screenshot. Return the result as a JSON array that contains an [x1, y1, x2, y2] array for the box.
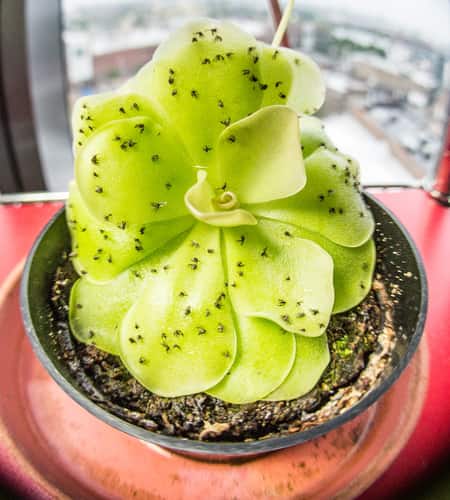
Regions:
[[20, 195, 427, 458]]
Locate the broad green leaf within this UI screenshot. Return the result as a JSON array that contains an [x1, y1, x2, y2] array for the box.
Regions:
[[125, 19, 264, 166], [224, 219, 334, 337], [207, 316, 296, 404], [328, 237, 375, 313], [265, 334, 330, 401], [184, 170, 257, 227], [278, 222, 376, 313], [76, 116, 195, 227], [67, 182, 194, 281], [212, 105, 305, 204], [251, 147, 374, 247], [259, 44, 325, 114], [72, 92, 164, 154], [69, 267, 142, 355], [119, 224, 236, 397], [68, 231, 189, 354], [299, 114, 334, 158]]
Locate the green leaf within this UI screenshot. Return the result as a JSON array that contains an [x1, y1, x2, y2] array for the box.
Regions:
[[184, 170, 257, 227], [119, 224, 236, 397], [207, 316, 296, 404], [69, 267, 142, 355], [125, 19, 264, 166], [251, 147, 374, 247], [76, 116, 195, 227], [72, 92, 163, 154], [277, 222, 376, 313], [299, 114, 334, 159], [328, 237, 375, 313], [265, 333, 330, 401], [67, 182, 194, 281], [68, 231, 189, 354], [211, 105, 305, 204], [259, 44, 325, 114], [223, 219, 334, 337]]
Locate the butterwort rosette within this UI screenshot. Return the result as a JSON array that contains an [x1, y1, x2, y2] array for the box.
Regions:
[[67, 20, 375, 403]]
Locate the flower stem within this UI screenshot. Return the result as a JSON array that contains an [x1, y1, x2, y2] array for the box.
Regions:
[[272, 0, 295, 48]]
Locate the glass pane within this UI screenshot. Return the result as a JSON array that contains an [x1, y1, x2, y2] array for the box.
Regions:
[[62, 0, 272, 106], [60, 0, 450, 186], [288, 0, 450, 186]]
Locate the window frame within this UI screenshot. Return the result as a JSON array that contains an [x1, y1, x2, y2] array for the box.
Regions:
[[0, 0, 71, 193], [0, 0, 46, 192], [25, 0, 72, 192]]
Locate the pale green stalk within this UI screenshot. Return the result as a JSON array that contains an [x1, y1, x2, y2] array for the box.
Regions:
[[272, 0, 295, 48]]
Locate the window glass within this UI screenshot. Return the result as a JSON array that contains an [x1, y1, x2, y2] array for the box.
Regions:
[[62, 0, 272, 106], [61, 0, 450, 186]]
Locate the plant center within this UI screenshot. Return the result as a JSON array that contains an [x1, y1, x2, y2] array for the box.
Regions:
[[184, 170, 257, 227], [215, 191, 239, 211]]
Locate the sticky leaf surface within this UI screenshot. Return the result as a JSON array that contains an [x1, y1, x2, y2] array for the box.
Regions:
[[224, 219, 334, 337], [259, 45, 325, 114], [76, 116, 195, 227], [208, 316, 296, 404], [67, 182, 194, 281], [265, 334, 330, 401], [213, 105, 305, 204], [125, 19, 264, 166], [72, 92, 164, 154], [252, 148, 374, 247], [298, 114, 335, 158], [119, 224, 236, 397], [69, 268, 143, 354], [279, 222, 376, 313]]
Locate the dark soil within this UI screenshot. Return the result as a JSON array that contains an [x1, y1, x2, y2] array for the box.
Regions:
[[50, 257, 385, 442]]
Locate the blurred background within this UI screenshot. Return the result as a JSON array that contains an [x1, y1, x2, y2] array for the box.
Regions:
[[0, 0, 449, 193]]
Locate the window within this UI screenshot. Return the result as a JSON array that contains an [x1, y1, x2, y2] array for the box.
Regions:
[[2, 1, 449, 193], [62, 0, 273, 107], [59, 0, 450, 190]]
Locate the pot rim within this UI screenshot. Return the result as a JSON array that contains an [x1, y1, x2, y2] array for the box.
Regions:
[[20, 193, 428, 456]]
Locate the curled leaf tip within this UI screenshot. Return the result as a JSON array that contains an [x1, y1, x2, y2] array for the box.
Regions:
[[184, 170, 257, 227]]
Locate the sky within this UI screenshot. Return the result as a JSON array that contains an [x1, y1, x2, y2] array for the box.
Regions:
[[63, 0, 450, 51]]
